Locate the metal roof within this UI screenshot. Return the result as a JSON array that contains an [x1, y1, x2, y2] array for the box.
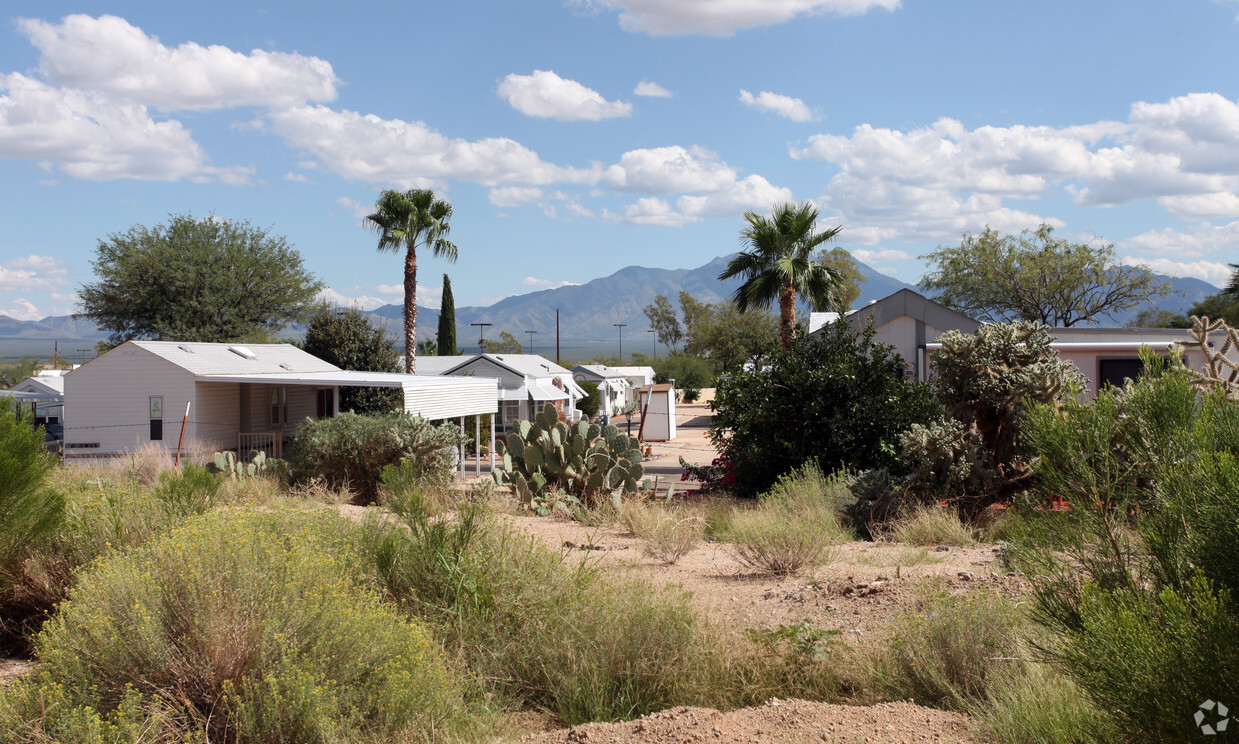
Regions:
[[12, 375, 64, 395], [129, 341, 339, 376]]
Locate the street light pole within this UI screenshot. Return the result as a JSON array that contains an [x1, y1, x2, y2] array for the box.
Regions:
[[470, 323, 492, 352], [524, 330, 538, 355], [647, 329, 656, 359], [613, 324, 626, 363]]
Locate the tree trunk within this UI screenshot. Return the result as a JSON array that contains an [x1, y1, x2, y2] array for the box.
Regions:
[[779, 279, 797, 351], [404, 246, 418, 374]]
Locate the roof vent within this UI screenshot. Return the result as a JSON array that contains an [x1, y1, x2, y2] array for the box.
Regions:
[[228, 345, 257, 360], [177, 345, 194, 353], [279, 363, 294, 371]]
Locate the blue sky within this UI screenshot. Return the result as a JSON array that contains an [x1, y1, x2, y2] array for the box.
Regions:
[[2, 0, 1238, 321]]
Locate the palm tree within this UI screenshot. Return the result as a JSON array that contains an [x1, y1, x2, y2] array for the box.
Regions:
[[364, 189, 458, 374], [719, 201, 843, 351]]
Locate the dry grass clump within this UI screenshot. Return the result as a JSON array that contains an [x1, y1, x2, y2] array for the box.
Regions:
[[729, 509, 836, 576], [625, 501, 706, 565], [724, 462, 852, 576], [888, 504, 975, 546], [867, 583, 1016, 709]]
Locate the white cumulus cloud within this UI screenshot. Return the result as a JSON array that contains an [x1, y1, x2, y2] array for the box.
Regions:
[[522, 277, 581, 289], [602, 145, 738, 193], [850, 248, 912, 263], [0, 73, 252, 182], [498, 70, 632, 121], [738, 89, 816, 122], [270, 105, 598, 188], [0, 299, 41, 321], [18, 14, 338, 111], [792, 92, 1239, 244], [1121, 257, 1233, 287], [0, 254, 69, 294], [573, 0, 901, 36], [633, 80, 673, 98], [489, 186, 544, 207], [318, 287, 389, 311]]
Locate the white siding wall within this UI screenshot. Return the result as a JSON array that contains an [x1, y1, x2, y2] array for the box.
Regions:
[[64, 346, 196, 456], [194, 382, 240, 451]]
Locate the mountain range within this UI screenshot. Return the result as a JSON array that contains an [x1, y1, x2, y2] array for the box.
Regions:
[[0, 257, 1224, 360]]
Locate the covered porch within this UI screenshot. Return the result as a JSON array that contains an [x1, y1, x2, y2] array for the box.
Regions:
[[193, 370, 501, 475]]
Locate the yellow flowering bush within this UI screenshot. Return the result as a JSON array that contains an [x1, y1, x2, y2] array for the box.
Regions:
[[3, 508, 462, 743]]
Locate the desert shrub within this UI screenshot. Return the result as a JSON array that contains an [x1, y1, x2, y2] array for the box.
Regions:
[[900, 322, 1083, 521], [150, 463, 223, 520], [710, 322, 941, 497], [872, 586, 1019, 710], [5, 508, 463, 743], [290, 411, 464, 502], [0, 396, 63, 587], [1012, 361, 1239, 742], [888, 505, 974, 546], [627, 501, 706, 564], [363, 491, 703, 724]]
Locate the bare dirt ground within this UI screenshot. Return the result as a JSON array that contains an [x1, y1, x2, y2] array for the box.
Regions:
[[494, 399, 1015, 744], [517, 699, 981, 744]]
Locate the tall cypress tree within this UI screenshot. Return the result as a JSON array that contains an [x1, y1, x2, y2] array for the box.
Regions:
[[437, 273, 457, 355]]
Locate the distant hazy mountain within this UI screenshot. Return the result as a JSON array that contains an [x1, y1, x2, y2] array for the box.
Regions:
[[371, 255, 920, 351], [0, 258, 1224, 359]]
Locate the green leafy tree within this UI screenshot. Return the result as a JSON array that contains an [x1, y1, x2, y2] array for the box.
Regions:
[[1128, 308, 1191, 328], [364, 189, 458, 374], [719, 201, 843, 350], [77, 214, 322, 345], [438, 274, 457, 356], [710, 322, 941, 497], [1189, 291, 1239, 325], [576, 380, 601, 418], [481, 331, 523, 354], [922, 224, 1172, 326], [651, 353, 714, 392], [416, 338, 438, 356], [642, 294, 683, 353], [301, 305, 403, 414], [0, 357, 41, 389], [679, 292, 778, 373], [816, 247, 867, 312]]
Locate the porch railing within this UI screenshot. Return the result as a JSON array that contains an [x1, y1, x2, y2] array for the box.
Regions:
[[238, 431, 282, 459]]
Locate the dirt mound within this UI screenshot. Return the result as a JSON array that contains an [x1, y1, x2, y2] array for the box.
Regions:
[[513, 699, 981, 744]]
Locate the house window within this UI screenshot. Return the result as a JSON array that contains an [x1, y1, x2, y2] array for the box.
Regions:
[[316, 388, 335, 419], [270, 386, 288, 426], [149, 396, 163, 441], [1098, 358, 1143, 390], [499, 400, 521, 430]]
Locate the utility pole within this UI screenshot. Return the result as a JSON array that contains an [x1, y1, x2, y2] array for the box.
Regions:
[[470, 323, 492, 353], [524, 330, 538, 355], [556, 309, 560, 363], [647, 329, 657, 359], [613, 324, 627, 362]]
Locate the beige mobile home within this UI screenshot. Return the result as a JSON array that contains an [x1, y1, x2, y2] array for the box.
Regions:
[[63, 341, 499, 458]]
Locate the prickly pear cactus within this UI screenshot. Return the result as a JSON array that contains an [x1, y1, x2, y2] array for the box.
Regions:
[[494, 402, 645, 507]]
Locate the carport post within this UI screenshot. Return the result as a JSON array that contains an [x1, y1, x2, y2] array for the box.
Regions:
[[490, 413, 496, 472], [475, 415, 481, 476], [459, 417, 465, 476]]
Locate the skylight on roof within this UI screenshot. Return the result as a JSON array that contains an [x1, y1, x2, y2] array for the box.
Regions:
[[177, 345, 194, 353], [228, 346, 257, 360]]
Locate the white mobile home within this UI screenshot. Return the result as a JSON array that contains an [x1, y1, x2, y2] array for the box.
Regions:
[[63, 341, 499, 458], [415, 353, 585, 430]]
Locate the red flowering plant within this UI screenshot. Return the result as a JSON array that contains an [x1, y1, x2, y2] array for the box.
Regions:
[[679, 455, 736, 492]]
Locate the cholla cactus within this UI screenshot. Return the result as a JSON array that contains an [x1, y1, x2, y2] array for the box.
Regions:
[[1181, 315, 1239, 395], [903, 322, 1084, 519], [494, 403, 644, 509]]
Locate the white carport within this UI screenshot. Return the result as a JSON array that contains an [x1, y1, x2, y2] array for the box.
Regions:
[[196, 370, 501, 476]]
